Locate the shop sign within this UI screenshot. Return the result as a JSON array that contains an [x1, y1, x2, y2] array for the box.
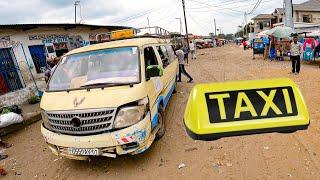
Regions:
[[29, 34, 69, 41], [42, 37, 69, 44]]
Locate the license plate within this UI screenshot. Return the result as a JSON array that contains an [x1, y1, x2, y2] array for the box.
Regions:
[[68, 148, 100, 156]]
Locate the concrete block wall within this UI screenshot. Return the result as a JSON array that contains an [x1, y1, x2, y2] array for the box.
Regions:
[[0, 84, 36, 107]]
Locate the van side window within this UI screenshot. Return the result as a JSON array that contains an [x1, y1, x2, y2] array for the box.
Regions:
[[144, 47, 158, 67], [156, 46, 170, 68], [165, 45, 176, 62]]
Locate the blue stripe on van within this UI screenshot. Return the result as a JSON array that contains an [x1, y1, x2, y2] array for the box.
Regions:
[[151, 82, 176, 129]]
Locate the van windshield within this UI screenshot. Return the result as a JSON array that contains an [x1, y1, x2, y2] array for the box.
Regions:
[[47, 46, 140, 91]]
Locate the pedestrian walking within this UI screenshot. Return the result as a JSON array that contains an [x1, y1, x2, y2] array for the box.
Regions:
[[189, 41, 196, 60], [243, 40, 247, 50], [175, 47, 193, 83], [182, 46, 189, 65], [290, 34, 303, 75], [269, 38, 276, 61]]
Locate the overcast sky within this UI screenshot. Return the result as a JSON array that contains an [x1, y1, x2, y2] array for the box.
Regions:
[[0, 0, 309, 35]]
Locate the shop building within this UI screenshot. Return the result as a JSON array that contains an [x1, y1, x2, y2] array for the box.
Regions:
[[0, 23, 129, 106]]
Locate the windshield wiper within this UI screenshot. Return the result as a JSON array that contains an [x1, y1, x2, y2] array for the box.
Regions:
[[80, 82, 134, 89]]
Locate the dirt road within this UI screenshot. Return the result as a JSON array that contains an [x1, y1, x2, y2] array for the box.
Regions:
[[2, 45, 320, 179]]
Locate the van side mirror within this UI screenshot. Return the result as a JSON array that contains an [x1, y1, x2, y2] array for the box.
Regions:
[[146, 65, 163, 80]]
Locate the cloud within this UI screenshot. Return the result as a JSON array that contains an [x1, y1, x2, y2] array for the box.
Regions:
[[0, 0, 310, 35]]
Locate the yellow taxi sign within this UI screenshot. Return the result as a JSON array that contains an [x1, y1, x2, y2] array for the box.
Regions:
[[184, 78, 309, 140], [111, 29, 135, 40]]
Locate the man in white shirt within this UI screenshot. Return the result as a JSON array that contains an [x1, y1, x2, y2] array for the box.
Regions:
[[175, 47, 193, 83], [290, 35, 302, 75], [189, 41, 196, 60]]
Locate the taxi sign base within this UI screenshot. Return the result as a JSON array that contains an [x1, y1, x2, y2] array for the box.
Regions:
[[185, 123, 309, 141]]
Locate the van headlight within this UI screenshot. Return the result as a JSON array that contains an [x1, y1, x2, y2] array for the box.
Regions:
[[114, 97, 149, 129], [41, 110, 53, 130]]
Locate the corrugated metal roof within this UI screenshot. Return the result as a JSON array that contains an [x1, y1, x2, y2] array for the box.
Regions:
[[293, 0, 320, 11], [252, 14, 275, 20], [0, 23, 131, 30], [274, 0, 320, 15]]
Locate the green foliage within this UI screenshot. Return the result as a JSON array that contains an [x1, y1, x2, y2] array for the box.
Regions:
[[28, 96, 41, 104], [0, 108, 11, 115]]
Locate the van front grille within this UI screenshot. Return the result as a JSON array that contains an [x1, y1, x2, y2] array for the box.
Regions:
[[46, 108, 116, 135]]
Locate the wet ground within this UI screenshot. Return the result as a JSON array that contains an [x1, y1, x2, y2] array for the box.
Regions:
[[2, 45, 320, 179]]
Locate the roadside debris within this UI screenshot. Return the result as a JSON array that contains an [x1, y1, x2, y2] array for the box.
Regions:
[[0, 154, 8, 161], [159, 158, 165, 167], [212, 162, 223, 171], [178, 163, 186, 169], [53, 157, 62, 162], [0, 166, 6, 176], [14, 171, 22, 176], [226, 163, 233, 167], [185, 147, 198, 152], [0, 105, 23, 128], [0, 139, 12, 161], [208, 146, 223, 150]]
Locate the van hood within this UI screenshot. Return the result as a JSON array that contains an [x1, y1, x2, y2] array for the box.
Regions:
[[40, 84, 146, 111]]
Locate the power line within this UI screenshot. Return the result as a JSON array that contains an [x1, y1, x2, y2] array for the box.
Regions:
[[187, 0, 243, 13], [187, 2, 258, 15], [113, 9, 157, 24], [128, 1, 180, 28], [187, 13, 210, 34], [188, 0, 252, 10], [248, 0, 263, 15]]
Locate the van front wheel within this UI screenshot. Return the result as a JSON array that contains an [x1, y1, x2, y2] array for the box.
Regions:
[[173, 83, 177, 94], [156, 107, 165, 140]]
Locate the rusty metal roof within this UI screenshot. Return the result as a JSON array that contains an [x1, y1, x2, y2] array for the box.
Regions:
[[252, 14, 275, 20], [0, 23, 131, 31]]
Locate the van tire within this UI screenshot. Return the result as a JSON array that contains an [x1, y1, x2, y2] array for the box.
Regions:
[[155, 107, 165, 140], [173, 83, 177, 94], [173, 77, 178, 94]]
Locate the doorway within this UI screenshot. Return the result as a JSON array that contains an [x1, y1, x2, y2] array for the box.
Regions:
[[28, 45, 47, 73]]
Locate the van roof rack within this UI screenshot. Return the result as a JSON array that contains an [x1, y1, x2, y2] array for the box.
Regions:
[[135, 26, 171, 38], [95, 26, 171, 43]]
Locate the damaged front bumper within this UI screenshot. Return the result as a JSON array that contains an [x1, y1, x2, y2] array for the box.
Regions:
[[41, 115, 154, 160]]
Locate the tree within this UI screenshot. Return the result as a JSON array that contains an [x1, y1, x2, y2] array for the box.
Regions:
[[225, 34, 234, 40], [218, 34, 225, 39], [234, 30, 244, 38]]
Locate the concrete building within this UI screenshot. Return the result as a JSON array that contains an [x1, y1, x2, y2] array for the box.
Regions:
[[247, 0, 320, 38], [273, 0, 320, 24], [0, 23, 129, 106], [251, 14, 275, 34]]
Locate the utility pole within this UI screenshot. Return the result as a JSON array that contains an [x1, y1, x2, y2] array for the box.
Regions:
[[214, 18, 217, 36], [182, 0, 189, 49], [284, 0, 294, 29], [74, 1, 80, 24], [244, 12, 247, 38]]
